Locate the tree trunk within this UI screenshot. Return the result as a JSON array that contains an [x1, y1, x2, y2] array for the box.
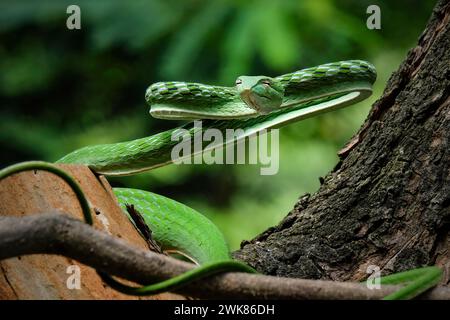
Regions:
[[235, 0, 450, 285]]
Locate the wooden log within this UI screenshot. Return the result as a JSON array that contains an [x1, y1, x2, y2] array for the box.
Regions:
[[0, 164, 182, 300]]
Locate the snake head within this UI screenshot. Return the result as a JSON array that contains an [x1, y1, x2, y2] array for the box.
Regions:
[[236, 76, 284, 114]]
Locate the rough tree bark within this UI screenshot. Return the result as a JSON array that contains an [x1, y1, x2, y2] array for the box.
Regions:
[[235, 0, 450, 285]]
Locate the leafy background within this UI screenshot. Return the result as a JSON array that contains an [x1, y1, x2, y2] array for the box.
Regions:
[[0, 0, 435, 250]]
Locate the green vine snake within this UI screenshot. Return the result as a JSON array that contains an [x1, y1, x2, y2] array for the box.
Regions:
[[0, 60, 442, 299]]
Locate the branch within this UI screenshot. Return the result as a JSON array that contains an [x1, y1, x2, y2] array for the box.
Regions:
[[1, 213, 449, 300]]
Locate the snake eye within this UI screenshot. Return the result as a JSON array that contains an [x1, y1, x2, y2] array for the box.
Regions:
[[235, 79, 242, 85], [261, 80, 271, 86]]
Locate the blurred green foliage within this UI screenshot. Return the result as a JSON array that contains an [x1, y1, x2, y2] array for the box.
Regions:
[[0, 0, 436, 250]]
